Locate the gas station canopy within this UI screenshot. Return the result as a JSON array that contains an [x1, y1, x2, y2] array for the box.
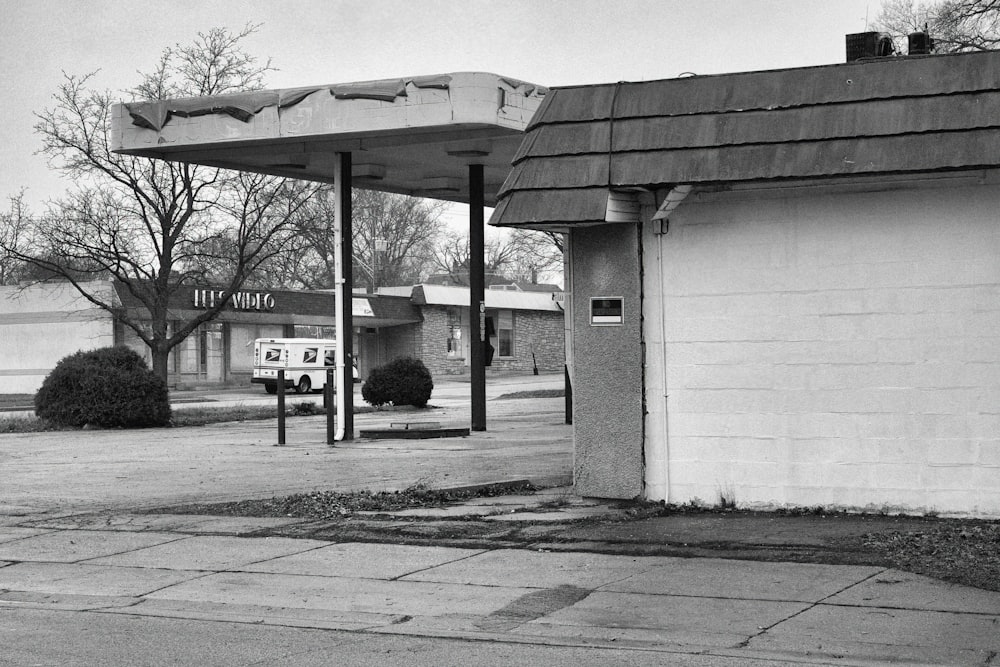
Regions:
[[111, 71, 548, 437], [111, 72, 546, 205]]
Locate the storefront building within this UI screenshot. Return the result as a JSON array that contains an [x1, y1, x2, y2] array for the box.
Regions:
[[0, 280, 563, 393], [492, 48, 1000, 517]]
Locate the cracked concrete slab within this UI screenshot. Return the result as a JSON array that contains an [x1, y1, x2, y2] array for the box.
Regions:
[[0, 561, 203, 596], [109, 597, 406, 631], [400, 548, 664, 589], [603, 557, 885, 603], [824, 568, 1000, 614], [241, 542, 485, 579], [749, 603, 1000, 664], [85, 535, 329, 571], [520, 590, 809, 650], [144, 571, 535, 617], [0, 530, 181, 563], [0, 527, 50, 543]]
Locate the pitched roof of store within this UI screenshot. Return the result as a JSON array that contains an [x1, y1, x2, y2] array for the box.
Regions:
[[380, 284, 563, 312], [491, 51, 1000, 229]]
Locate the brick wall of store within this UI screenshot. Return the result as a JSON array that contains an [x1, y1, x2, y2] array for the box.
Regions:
[[376, 305, 565, 379], [417, 306, 468, 377], [378, 323, 420, 365], [491, 310, 565, 374], [416, 305, 565, 377]]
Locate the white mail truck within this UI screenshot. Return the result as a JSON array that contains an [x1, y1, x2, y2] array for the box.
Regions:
[[252, 338, 340, 394]]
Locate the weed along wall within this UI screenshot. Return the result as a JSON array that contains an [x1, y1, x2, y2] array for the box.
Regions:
[[570, 224, 644, 499]]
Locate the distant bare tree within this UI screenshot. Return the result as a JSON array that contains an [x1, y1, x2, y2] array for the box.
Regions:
[[429, 228, 563, 286], [0, 192, 32, 285], [0, 25, 311, 381], [875, 0, 1000, 51], [256, 187, 446, 291]]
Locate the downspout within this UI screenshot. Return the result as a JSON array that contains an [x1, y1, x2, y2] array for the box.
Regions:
[[333, 155, 347, 441], [651, 184, 693, 500]]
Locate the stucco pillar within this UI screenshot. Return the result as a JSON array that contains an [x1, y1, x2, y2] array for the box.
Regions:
[[570, 223, 644, 498]]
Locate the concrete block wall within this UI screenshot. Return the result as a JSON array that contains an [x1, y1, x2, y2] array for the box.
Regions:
[[0, 282, 116, 393], [642, 181, 1000, 516]]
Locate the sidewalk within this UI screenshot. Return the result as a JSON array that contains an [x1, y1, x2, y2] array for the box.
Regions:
[[1, 374, 999, 664], [2, 492, 999, 665]]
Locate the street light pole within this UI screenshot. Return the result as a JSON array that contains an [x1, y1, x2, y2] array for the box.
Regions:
[[373, 238, 388, 292]]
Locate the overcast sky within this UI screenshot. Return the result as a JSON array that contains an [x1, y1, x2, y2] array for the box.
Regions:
[[1, 0, 877, 219]]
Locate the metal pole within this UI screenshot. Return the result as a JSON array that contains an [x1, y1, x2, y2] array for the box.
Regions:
[[325, 368, 335, 445], [333, 152, 354, 441], [276, 369, 286, 445], [341, 152, 354, 440], [469, 164, 486, 431]]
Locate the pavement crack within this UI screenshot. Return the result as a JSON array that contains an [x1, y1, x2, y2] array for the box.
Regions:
[[735, 567, 893, 650], [389, 548, 490, 581]]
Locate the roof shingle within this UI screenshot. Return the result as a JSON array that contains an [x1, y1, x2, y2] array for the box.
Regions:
[[493, 51, 1000, 229]]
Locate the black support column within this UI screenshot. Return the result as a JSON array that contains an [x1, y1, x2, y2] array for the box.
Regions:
[[469, 164, 486, 431], [340, 152, 354, 440]]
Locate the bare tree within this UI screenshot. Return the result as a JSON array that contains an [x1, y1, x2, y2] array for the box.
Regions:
[[252, 187, 446, 291], [429, 228, 563, 286], [875, 0, 1000, 51], [0, 25, 311, 381], [0, 192, 32, 285]]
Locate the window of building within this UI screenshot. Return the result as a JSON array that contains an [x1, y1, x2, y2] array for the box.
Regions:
[[177, 321, 225, 380], [446, 307, 464, 359], [497, 310, 514, 357], [294, 325, 336, 339]]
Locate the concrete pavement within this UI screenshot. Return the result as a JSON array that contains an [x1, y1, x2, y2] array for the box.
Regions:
[[2, 504, 999, 665], [1, 374, 999, 665], [0, 373, 572, 517]]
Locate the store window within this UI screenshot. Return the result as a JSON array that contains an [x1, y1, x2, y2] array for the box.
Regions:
[[294, 325, 336, 338], [496, 310, 514, 357], [176, 321, 225, 380], [446, 307, 464, 359]]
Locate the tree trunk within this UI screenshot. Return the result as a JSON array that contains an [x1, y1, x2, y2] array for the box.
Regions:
[[151, 345, 170, 384]]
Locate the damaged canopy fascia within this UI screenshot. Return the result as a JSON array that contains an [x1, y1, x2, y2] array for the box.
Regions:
[[111, 72, 547, 206]]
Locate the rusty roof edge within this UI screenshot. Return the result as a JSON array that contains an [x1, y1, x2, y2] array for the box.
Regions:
[[534, 50, 1000, 94], [518, 86, 1000, 131]]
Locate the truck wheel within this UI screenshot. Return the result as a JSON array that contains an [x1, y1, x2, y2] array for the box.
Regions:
[[264, 382, 277, 395], [295, 376, 311, 394]]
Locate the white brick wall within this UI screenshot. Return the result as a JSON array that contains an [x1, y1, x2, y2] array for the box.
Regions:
[[0, 282, 116, 393], [642, 180, 1000, 517]]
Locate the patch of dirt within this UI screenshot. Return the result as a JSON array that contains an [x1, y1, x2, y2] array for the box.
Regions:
[[496, 389, 564, 400], [142, 489, 1000, 592], [857, 522, 1000, 591], [146, 481, 536, 520]]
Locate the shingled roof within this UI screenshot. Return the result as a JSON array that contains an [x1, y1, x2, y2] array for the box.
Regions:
[[491, 51, 1000, 229]]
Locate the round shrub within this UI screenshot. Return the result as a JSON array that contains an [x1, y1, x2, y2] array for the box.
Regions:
[[35, 346, 171, 428], [361, 357, 434, 408]]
